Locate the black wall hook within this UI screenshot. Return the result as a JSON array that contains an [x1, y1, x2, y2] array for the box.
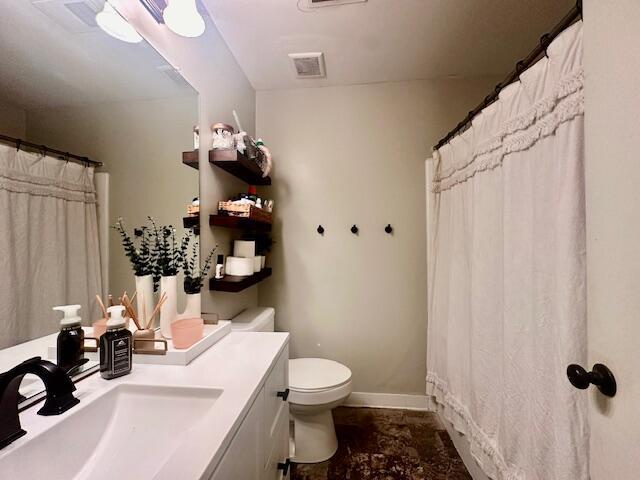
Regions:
[[567, 363, 617, 397], [385, 224, 393, 234], [351, 225, 358, 235], [317, 225, 324, 235]]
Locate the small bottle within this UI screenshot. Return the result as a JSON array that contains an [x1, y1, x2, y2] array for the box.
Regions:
[[100, 305, 133, 380], [193, 125, 200, 150], [215, 254, 225, 279], [54, 304, 84, 372], [247, 185, 257, 203]]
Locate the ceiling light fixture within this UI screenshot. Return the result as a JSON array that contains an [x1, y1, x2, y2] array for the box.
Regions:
[[95, 1, 143, 43], [163, 0, 205, 38]]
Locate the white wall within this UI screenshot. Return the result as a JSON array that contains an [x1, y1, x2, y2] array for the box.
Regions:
[[114, 1, 257, 320], [0, 100, 26, 138], [26, 96, 198, 306], [256, 78, 498, 394], [583, 1, 640, 478]]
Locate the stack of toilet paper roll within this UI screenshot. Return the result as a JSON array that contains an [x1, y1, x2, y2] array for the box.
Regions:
[[225, 240, 265, 277]]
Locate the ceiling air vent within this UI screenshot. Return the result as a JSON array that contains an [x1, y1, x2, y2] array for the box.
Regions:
[[31, 0, 101, 33], [288, 52, 326, 79], [157, 65, 192, 88], [306, 0, 367, 7], [63, 1, 98, 27]]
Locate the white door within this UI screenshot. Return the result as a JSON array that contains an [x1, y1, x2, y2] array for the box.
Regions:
[[584, 1, 640, 478]]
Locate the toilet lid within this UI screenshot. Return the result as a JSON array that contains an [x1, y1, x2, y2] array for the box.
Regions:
[[289, 358, 352, 392]]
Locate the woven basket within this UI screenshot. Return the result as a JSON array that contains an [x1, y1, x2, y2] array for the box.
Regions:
[[218, 202, 272, 224]]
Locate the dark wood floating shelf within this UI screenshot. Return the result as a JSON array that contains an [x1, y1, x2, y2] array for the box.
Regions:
[[182, 150, 199, 170], [183, 215, 199, 229], [209, 214, 271, 232], [209, 149, 271, 185], [209, 268, 272, 292], [183, 215, 199, 235]]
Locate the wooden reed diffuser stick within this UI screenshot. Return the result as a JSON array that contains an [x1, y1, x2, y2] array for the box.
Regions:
[[95, 294, 108, 319], [147, 292, 167, 330], [120, 293, 142, 330]]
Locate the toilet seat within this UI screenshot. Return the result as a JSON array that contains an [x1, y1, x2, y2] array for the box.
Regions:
[[288, 358, 352, 406], [289, 358, 352, 392]]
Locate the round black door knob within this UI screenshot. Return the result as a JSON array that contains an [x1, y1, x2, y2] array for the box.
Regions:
[[567, 363, 616, 397], [317, 225, 324, 235], [351, 225, 358, 234], [385, 224, 393, 234]]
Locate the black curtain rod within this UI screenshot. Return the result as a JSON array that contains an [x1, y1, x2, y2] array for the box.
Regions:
[[0, 133, 103, 167], [434, 0, 583, 151]]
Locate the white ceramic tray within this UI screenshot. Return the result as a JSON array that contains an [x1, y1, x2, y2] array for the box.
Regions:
[[48, 321, 231, 366]]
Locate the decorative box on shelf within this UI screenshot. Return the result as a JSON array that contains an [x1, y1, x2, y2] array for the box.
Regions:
[[187, 204, 199, 215], [218, 201, 272, 224]]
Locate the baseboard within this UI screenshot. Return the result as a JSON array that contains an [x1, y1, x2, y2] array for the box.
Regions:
[[344, 392, 434, 411], [436, 406, 491, 480]]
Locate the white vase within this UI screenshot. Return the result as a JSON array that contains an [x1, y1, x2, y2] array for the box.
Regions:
[[180, 293, 202, 320], [134, 274, 155, 329], [160, 275, 178, 339]]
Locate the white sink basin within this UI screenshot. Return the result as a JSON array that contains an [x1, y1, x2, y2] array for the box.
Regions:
[[0, 383, 222, 479]]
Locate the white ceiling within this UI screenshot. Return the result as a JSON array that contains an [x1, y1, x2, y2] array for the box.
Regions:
[[0, 0, 195, 111], [202, 0, 575, 91]]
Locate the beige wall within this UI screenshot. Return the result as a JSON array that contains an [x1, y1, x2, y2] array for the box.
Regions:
[[26, 95, 198, 306], [0, 100, 26, 138], [256, 78, 498, 394], [583, 1, 640, 477], [114, 1, 257, 320]]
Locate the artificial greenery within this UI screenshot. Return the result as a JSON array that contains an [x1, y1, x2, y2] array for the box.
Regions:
[[113, 218, 154, 277], [182, 233, 217, 294], [115, 216, 220, 295], [147, 217, 190, 278]]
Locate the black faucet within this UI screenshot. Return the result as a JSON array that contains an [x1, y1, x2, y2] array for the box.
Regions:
[[0, 356, 80, 449]]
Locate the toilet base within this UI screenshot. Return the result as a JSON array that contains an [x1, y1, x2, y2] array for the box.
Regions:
[[290, 408, 338, 463]]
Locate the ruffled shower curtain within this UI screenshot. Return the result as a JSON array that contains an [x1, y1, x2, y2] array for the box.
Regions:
[[0, 144, 102, 349], [426, 22, 587, 480]]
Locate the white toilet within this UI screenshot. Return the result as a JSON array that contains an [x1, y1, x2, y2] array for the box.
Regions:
[[230, 307, 353, 463], [288, 357, 352, 463]]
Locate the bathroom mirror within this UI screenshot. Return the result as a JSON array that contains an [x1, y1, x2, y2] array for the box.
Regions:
[[0, 1, 198, 401]]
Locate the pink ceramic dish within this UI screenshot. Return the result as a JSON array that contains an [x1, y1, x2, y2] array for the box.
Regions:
[[171, 317, 204, 349]]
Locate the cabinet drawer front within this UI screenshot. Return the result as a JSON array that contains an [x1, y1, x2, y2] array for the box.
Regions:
[[209, 387, 264, 480], [264, 405, 290, 480], [263, 346, 289, 452]]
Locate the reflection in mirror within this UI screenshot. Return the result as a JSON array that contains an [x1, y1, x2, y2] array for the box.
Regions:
[[0, 1, 198, 402]]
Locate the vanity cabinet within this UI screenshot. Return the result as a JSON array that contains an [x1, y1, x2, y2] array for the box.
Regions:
[[209, 345, 290, 480]]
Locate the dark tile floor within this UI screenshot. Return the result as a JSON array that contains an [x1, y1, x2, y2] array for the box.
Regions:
[[291, 407, 471, 480]]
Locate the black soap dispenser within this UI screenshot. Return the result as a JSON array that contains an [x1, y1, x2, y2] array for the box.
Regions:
[[100, 305, 133, 380], [54, 304, 84, 371]]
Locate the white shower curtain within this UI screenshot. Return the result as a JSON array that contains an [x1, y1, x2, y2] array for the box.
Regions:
[[0, 144, 102, 349], [426, 22, 587, 480]]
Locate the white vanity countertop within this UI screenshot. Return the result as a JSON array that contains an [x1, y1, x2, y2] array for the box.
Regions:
[[0, 332, 58, 370], [0, 331, 289, 480]]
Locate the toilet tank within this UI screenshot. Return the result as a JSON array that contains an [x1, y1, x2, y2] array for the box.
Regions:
[[230, 307, 275, 332]]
